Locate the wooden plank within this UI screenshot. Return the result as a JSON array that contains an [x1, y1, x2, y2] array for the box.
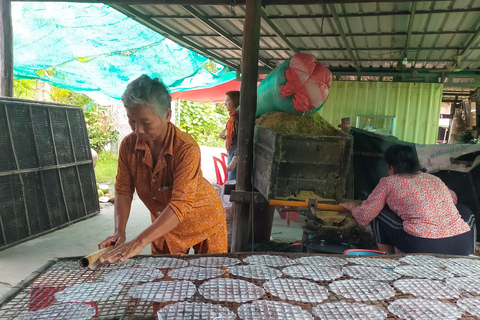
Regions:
[[0, 0, 13, 97], [231, 0, 261, 253]]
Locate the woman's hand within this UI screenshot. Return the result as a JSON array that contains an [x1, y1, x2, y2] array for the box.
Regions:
[[98, 233, 126, 249], [340, 202, 359, 213], [99, 238, 145, 264]]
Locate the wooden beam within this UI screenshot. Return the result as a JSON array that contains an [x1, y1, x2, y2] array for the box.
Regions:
[[231, 0, 261, 253], [328, 3, 359, 72], [260, 9, 298, 54], [402, 2, 417, 61], [0, 0, 13, 97], [182, 5, 274, 69], [110, 4, 240, 70]]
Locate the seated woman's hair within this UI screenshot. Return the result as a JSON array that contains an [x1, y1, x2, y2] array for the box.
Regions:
[[225, 90, 240, 108], [384, 145, 421, 174], [122, 75, 171, 118]]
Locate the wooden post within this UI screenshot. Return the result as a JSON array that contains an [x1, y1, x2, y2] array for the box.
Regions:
[[231, 0, 261, 252], [0, 0, 14, 97]]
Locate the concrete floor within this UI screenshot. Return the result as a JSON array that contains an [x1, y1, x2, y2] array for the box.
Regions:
[[0, 196, 303, 299]]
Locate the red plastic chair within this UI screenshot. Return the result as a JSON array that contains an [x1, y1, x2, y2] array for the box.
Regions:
[[213, 156, 228, 185], [221, 152, 228, 166]]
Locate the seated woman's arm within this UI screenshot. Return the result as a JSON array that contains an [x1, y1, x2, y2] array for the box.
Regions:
[[343, 177, 391, 226], [449, 188, 458, 205]]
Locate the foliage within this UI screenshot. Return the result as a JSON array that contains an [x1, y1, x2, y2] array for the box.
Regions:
[[83, 105, 120, 153], [50, 86, 93, 106], [13, 79, 37, 99], [95, 151, 118, 185], [178, 100, 228, 148]]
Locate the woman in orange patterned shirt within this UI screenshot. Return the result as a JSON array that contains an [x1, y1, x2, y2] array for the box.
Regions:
[[99, 75, 228, 263]]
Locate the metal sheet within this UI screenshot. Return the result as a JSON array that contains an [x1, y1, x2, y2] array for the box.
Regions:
[[318, 81, 443, 144]]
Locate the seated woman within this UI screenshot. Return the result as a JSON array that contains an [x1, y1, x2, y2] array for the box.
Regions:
[[341, 145, 474, 255], [98, 75, 227, 264]]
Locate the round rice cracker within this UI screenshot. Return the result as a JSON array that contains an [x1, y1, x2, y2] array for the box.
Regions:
[[263, 279, 329, 303], [296, 256, 347, 267], [157, 302, 236, 320], [446, 277, 480, 294], [393, 265, 454, 280], [103, 267, 164, 283], [313, 301, 387, 320], [238, 300, 313, 320], [457, 298, 480, 318], [243, 254, 296, 267], [446, 257, 480, 267], [399, 255, 448, 267], [188, 256, 240, 268], [342, 265, 401, 281], [282, 265, 343, 281], [389, 298, 462, 320], [168, 267, 224, 281], [329, 279, 395, 302], [446, 263, 480, 277], [346, 257, 400, 268], [54, 282, 123, 303], [128, 281, 196, 302], [393, 279, 460, 299], [14, 303, 96, 320], [199, 278, 264, 303], [227, 265, 282, 280], [136, 257, 188, 269]]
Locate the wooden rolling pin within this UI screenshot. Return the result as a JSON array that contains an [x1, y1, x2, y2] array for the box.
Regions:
[[269, 199, 348, 212], [79, 245, 114, 269]]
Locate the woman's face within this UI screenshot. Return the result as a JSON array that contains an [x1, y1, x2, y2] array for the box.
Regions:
[[225, 95, 237, 113], [127, 104, 171, 144]]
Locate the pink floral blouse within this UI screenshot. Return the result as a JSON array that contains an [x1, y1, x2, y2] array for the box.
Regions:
[[353, 173, 470, 238]]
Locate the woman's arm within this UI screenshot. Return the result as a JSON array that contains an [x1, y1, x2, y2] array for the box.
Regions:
[[227, 155, 237, 172], [98, 193, 133, 249], [100, 205, 179, 264], [343, 177, 391, 226], [219, 128, 227, 140], [448, 188, 458, 205]]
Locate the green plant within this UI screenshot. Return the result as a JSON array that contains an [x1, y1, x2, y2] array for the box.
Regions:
[[83, 105, 119, 153], [95, 151, 118, 186], [178, 100, 228, 147], [13, 79, 37, 99]]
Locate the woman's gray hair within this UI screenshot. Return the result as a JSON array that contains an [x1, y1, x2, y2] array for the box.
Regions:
[[122, 75, 171, 118]]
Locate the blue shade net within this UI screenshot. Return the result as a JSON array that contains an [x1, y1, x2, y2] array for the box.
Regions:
[[12, 3, 235, 99]]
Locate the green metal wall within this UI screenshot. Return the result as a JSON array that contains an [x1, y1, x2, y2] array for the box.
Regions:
[[319, 82, 443, 144]]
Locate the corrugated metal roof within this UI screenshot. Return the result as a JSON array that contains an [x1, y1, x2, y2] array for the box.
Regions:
[[111, 1, 480, 86]]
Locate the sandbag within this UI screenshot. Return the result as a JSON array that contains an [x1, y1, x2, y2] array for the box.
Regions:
[[256, 53, 332, 117]]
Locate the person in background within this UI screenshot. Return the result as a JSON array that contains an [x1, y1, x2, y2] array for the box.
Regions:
[[341, 145, 474, 256], [98, 75, 227, 263], [219, 91, 240, 181]]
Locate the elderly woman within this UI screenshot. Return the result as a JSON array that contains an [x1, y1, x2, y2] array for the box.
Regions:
[[218, 91, 240, 181], [341, 145, 474, 255], [99, 75, 227, 263]]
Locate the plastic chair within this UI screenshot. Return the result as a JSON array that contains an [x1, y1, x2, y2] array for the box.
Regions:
[[213, 156, 228, 186], [221, 152, 229, 166], [343, 249, 387, 256]]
